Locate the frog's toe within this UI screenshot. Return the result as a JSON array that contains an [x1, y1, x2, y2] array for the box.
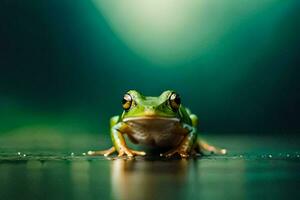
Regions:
[[218, 149, 227, 155], [117, 148, 146, 157], [160, 150, 176, 158], [117, 151, 126, 157], [179, 152, 190, 158], [161, 148, 190, 158], [131, 150, 146, 156], [118, 148, 134, 157], [87, 146, 116, 156], [198, 140, 227, 155]]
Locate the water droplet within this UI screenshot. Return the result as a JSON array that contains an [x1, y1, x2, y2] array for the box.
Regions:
[[71, 152, 74, 156], [17, 152, 21, 155], [82, 153, 86, 156], [23, 154, 26, 157], [287, 154, 290, 157], [268, 154, 272, 158], [239, 155, 243, 158], [297, 155, 299, 158]]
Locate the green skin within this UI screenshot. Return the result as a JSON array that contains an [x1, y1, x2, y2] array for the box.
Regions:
[[88, 90, 226, 158]]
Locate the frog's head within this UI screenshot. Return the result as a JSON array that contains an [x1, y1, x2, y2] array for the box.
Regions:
[[120, 90, 182, 120]]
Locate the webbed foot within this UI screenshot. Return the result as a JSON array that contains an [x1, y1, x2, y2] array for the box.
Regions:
[[87, 146, 146, 157], [117, 147, 146, 157], [160, 147, 193, 158]]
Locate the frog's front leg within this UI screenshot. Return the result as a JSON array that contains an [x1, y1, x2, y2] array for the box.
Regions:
[[111, 121, 146, 157], [88, 116, 146, 157], [161, 124, 197, 158]]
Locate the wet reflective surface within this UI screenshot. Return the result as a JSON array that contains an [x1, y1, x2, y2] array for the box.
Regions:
[[0, 135, 300, 200]]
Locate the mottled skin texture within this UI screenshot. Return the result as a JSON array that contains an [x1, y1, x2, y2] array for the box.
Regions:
[[88, 90, 226, 158]]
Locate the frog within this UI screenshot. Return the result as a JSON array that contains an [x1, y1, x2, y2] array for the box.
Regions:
[[88, 90, 226, 158]]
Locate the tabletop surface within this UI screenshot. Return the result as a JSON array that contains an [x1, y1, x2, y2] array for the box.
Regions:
[[0, 133, 299, 200]]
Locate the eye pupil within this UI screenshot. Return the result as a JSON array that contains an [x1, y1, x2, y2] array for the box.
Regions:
[[169, 92, 181, 111], [122, 93, 132, 110], [174, 96, 180, 104], [122, 98, 127, 105]]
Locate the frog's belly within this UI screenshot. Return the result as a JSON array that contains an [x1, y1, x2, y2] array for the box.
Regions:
[[124, 117, 187, 148]]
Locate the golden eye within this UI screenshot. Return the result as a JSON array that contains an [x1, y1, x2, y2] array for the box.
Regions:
[[122, 93, 132, 110], [169, 92, 181, 111]]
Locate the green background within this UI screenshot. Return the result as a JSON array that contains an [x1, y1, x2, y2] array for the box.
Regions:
[[1, 0, 299, 135], [1, 2, 300, 200]]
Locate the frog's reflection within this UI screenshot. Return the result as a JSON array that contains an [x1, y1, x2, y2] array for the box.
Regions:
[[110, 158, 192, 200]]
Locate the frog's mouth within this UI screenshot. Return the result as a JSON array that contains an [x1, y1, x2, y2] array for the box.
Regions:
[[123, 116, 180, 122]]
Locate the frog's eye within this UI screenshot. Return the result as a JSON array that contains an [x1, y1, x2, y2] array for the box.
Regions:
[[122, 93, 132, 110], [169, 92, 181, 111]]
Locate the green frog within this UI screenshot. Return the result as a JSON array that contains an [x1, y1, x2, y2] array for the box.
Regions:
[[88, 90, 226, 158]]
